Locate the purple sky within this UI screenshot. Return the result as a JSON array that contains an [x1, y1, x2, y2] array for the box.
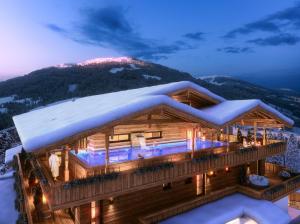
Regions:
[[0, 0, 299, 80]]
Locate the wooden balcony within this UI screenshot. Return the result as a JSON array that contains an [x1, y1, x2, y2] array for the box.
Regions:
[[39, 142, 286, 210], [238, 168, 300, 202], [30, 142, 286, 210]]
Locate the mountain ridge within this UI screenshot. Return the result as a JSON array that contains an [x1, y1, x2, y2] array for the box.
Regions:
[[0, 57, 299, 130]]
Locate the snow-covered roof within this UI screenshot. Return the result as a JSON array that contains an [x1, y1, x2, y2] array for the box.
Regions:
[[5, 145, 22, 163], [13, 81, 294, 152], [201, 99, 294, 126], [161, 193, 291, 224]]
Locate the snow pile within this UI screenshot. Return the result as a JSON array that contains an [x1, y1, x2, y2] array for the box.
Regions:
[[0, 174, 18, 224], [5, 145, 22, 163], [109, 67, 124, 74], [161, 194, 291, 224], [143, 74, 162, 80]]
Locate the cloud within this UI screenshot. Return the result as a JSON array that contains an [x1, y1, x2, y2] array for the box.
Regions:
[[46, 24, 67, 33], [223, 3, 300, 39], [183, 32, 205, 41], [46, 6, 193, 60], [217, 46, 253, 54], [247, 33, 300, 46]]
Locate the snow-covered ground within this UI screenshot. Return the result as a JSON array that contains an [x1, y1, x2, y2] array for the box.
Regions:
[[0, 172, 18, 224], [160, 193, 290, 224], [109, 67, 124, 74], [143, 74, 162, 80], [0, 95, 15, 104]]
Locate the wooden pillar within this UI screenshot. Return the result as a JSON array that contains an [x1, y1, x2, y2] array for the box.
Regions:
[[105, 134, 110, 172], [254, 122, 257, 144], [99, 200, 104, 224], [64, 147, 70, 182], [196, 174, 206, 196], [192, 128, 196, 158], [202, 173, 206, 195], [211, 130, 214, 149], [91, 200, 104, 224], [263, 128, 266, 145], [257, 159, 265, 176], [226, 126, 230, 152]]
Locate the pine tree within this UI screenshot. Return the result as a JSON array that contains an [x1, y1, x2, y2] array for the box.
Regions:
[[285, 134, 300, 173]]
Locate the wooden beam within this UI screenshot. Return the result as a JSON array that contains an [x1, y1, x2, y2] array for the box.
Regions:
[[64, 147, 70, 182]]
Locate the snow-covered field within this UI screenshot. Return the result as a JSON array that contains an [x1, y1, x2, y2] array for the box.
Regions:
[[0, 172, 18, 224]]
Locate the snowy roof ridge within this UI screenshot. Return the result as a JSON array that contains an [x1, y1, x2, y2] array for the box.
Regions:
[[12, 81, 294, 151], [202, 99, 294, 126]]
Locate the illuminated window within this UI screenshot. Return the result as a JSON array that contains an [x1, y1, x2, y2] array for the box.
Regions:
[[109, 134, 130, 143], [144, 131, 162, 139]]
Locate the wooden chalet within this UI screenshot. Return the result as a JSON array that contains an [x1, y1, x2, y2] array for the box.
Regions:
[[11, 81, 298, 224]]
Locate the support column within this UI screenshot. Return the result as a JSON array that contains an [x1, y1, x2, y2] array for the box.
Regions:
[[263, 128, 267, 145], [64, 147, 70, 182], [211, 130, 214, 149], [202, 173, 206, 195], [226, 126, 230, 152], [91, 200, 103, 224], [254, 122, 257, 144], [105, 134, 110, 172], [258, 159, 265, 176], [191, 128, 195, 158], [196, 174, 206, 196]]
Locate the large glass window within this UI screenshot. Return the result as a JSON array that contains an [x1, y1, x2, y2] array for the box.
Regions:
[[144, 131, 162, 139], [109, 134, 130, 143]]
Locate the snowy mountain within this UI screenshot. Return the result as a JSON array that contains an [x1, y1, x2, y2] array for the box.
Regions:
[[0, 57, 300, 130]]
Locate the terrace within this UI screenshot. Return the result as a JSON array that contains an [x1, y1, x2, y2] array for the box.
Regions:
[[32, 139, 286, 209]]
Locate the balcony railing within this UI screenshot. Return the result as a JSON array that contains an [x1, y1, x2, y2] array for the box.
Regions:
[[33, 142, 286, 210]]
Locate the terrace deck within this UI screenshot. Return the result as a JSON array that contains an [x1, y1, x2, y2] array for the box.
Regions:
[[32, 141, 286, 210]]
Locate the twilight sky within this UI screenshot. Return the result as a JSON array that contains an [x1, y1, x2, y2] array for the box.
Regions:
[[0, 0, 300, 80]]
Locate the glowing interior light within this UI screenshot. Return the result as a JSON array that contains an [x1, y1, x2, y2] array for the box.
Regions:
[[225, 166, 229, 172], [42, 194, 47, 204], [202, 136, 206, 141], [91, 201, 96, 219]]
